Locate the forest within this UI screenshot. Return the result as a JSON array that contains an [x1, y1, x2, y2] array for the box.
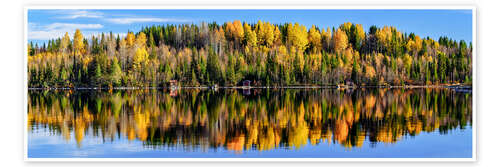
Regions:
[[27, 21, 473, 88]]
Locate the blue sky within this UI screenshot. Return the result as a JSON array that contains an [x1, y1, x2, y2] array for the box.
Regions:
[[28, 9, 473, 44]]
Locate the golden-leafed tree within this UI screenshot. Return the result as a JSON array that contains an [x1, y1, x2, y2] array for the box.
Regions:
[[273, 25, 282, 46], [406, 35, 422, 55], [309, 53, 322, 71], [354, 24, 365, 41], [375, 26, 398, 50], [256, 21, 276, 48], [73, 29, 84, 56], [365, 64, 376, 80], [333, 29, 348, 53], [228, 20, 244, 40], [308, 25, 322, 53], [133, 47, 149, 70], [321, 27, 332, 51], [256, 21, 265, 46], [339, 22, 353, 33], [60, 32, 70, 53], [263, 22, 275, 47], [353, 24, 365, 49], [277, 45, 288, 65], [286, 23, 308, 52], [233, 21, 244, 40], [403, 53, 413, 74], [135, 32, 147, 48], [243, 23, 257, 47], [126, 32, 136, 48]]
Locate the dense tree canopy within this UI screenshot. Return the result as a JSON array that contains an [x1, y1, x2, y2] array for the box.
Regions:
[[27, 20, 473, 88]]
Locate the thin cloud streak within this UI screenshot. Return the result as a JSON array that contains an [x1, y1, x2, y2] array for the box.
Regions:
[[46, 23, 103, 30], [29, 23, 103, 40], [106, 17, 192, 24], [57, 10, 104, 19]]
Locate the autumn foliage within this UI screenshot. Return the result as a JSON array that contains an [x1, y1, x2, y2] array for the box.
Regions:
[[27, 21, 472, 88]]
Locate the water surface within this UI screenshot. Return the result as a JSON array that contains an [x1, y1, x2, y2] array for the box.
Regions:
[[27, 88, 473, 158]]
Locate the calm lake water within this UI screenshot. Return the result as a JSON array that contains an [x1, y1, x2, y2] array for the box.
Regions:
[[27, 88, 473, 158]]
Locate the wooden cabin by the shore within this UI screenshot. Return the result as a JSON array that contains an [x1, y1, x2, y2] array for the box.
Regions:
[[243, 80, 251, 87]]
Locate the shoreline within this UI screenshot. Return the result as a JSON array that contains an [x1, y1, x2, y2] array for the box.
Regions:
[[27, 84, 472, 90]]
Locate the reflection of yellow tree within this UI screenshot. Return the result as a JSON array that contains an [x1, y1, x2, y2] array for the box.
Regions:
[[74, 107, 93, 147], [334, 119, 349, 144], [28, 88, 472, 151], [288, 121, 309, 150], [227, 133, 245, 152]]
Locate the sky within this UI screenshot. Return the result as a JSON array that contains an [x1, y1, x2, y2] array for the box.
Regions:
[[27, 9, 473, 45]]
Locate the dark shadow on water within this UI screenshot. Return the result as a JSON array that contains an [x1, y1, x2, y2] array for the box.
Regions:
[[27, 88, 472, 157]]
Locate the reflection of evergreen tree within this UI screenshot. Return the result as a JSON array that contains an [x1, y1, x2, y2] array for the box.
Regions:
[[28, 88, 472, 151]]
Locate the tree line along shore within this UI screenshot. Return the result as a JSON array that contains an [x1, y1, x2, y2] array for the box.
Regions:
[[27, 84, 472, 90], [27, 21, 472, 88]]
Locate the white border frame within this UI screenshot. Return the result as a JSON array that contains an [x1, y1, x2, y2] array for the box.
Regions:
[[23, 5, 477, 162]]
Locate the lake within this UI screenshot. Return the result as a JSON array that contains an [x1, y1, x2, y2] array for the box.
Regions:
[[27, 88, 473, 158]]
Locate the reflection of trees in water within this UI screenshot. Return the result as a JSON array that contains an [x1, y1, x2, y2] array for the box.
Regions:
[[28, 88, 472, 151]]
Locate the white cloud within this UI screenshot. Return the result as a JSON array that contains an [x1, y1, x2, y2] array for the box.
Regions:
[[46, 23, 103, 30], [57, 10, 103, 19], [106, 17, 191, 24], [28, 23, 103, 40]]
